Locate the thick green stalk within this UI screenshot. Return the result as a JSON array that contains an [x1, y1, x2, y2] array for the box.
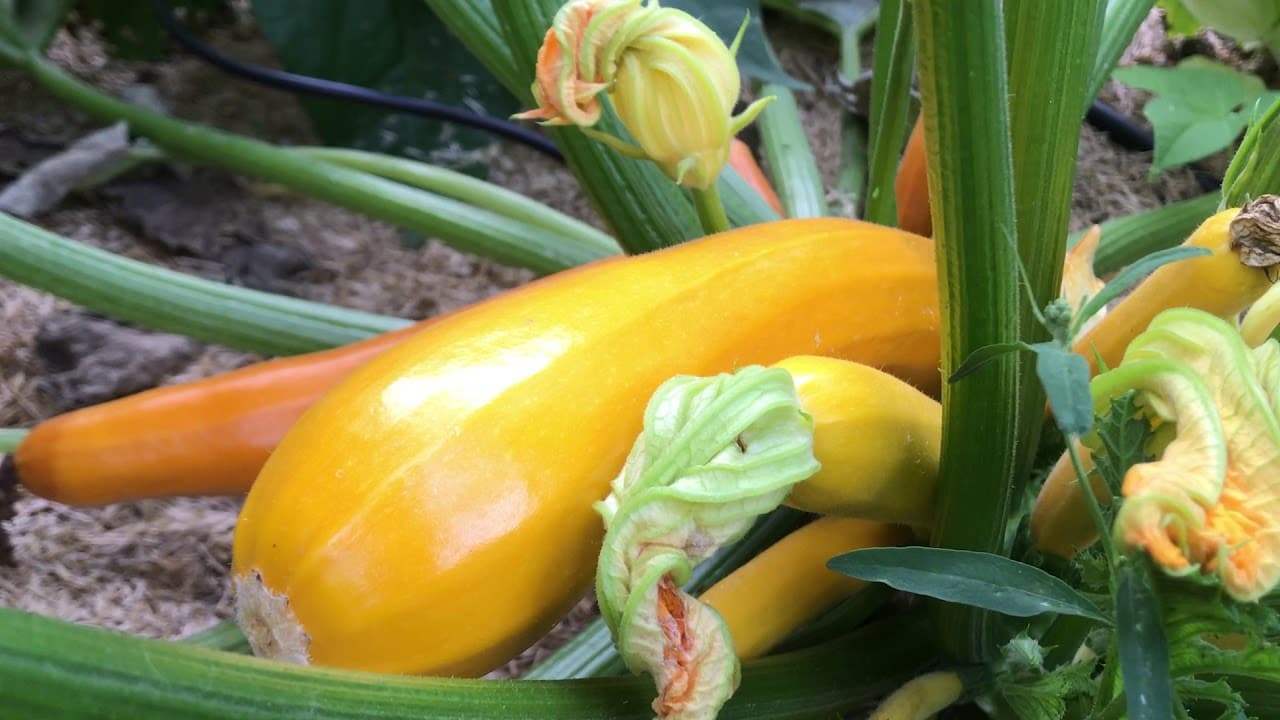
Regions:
[[0, 212, 406, 355], [1085, 0, 1156, 106], [863, 0, 915, 226], [1070, 193, 1220, 276], [0, 429, 27, 453], [836, 16, 878, 213], [1004, 0, 1104, 517], [17, 53, 604, 275], [915, 0, 1021, 662], [757, 83, 828, 218], [295, 147, 620, 256], [526, 507, 811, 680], [1222, 95, 1280, 208], [692, 185, 732, 234], [0, 607, 933, 719]]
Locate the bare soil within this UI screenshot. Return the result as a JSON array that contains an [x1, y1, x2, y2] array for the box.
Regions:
[[0, 6, 1238, 677]]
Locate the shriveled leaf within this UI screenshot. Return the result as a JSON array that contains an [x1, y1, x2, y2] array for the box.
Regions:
[[0, 123, 129, 217], [950, 341, 1035, 383], [1116, 560, 1176, 720], [667, 0, 806, 88], [828, 547, 1109, 622], [1030, 342, 1094, 436], [1072, 245, 1212, 338]]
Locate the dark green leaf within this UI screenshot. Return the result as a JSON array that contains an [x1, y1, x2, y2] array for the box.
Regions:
[[1174, 677, 1246, 720], [1030, 343, 1094, 436], [1114, 57, 1277, 175], [0, 0, 73, 51], [666, 0, 806, 88], [760, 0, 879, 34], [252, 0, 516, 168], [1116, 560, 1176, 720], [1093, 392, 1152, 501], [828, 547, 1110, 622], [1071, 245, 1212, 338], [79, 0, 224, 60], [949, 341, 1035, 383]]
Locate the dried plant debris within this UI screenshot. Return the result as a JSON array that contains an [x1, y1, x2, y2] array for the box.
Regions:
[[34, 312, 202, 412]]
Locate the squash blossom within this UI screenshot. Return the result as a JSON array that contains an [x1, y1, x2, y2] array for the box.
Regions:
[[1103, 309, 1280, 601], [513, 0, 772, 189]]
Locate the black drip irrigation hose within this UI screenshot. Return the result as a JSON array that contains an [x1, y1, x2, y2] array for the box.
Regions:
[[152, 1, 1219, 190], [151, 0, 564, 161]]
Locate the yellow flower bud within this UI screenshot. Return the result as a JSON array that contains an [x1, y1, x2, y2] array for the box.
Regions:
[[514, 0, 771, 190]]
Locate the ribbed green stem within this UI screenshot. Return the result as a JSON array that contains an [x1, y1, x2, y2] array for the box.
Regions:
[[719, 164, 783, 225], [295, 147, 620, 256], [179, 622, 251, 655], [15, 54, 606, 275], [692, 185, 731, 235], [835, 16, 877, 213], [864, 0, 915, 226], [1222, 94, 1280, 208], [527, 507, 811, 680], [757, 83, 827, 218], [0, 429, 27, 453], [916, 0, 1021, 662], [1085, 0, 1155, 105], [0, 211, 406, 355], [0, 607, 933, 719], [1070, 193, 1220, 276], [1005, 0, 1104, 522]]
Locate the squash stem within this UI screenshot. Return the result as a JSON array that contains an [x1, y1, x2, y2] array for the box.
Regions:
[[863, 0, 915, 227], [0, 430, 27, 454], [692, 185, 732, 235], [1066, 435, 1117, 569]]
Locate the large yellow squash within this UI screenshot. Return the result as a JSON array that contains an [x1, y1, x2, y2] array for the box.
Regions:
[[231, 218, 940, 677]]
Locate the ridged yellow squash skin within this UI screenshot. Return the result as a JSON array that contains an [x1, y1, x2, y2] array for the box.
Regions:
[[231, 218, 939, 677]]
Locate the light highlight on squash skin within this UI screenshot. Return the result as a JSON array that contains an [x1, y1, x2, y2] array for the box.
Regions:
[[232, 218, 940, 677], [10, 321, 423, 505]]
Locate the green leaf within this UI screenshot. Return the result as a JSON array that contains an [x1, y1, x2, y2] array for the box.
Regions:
[[1116, 560, 1176, 720], [827, 547, 1110, 622], [76, 0, 221, 59], [1113, 57, 1278, 175], [996, 636, 1096, 720], [251, 0, 516, 168], [0, 0, 73, 52], [761, 0, 879, 34], [1174, 677, 1247, 720], [1071, 245, 1213, 338], [950, 341, 1035, 383], [1157, 0, 1204, 36], [666, 0, 806, 88], [1093, 392, 1152, 500], [1030, 343, 1094, 436]]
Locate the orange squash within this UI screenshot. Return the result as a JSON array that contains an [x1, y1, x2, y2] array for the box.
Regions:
[[895, 117, 931, 237]]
